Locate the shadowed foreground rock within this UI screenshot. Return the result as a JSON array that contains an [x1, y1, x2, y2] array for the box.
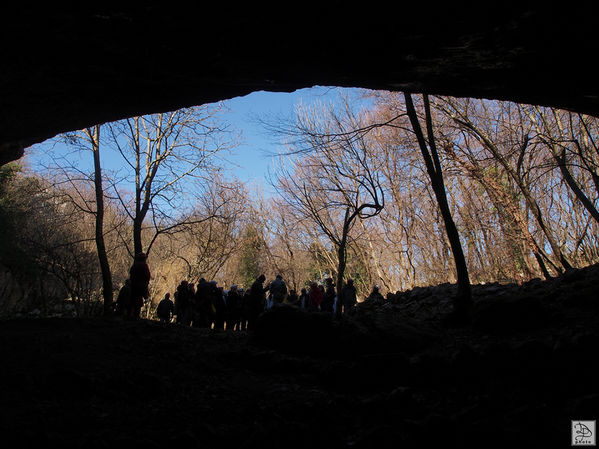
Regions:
[[252, 304, 441, 356], [0, 264, 598, 448]]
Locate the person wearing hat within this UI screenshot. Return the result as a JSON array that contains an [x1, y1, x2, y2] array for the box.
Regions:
[[128, 252, 151, 319], [367, 284, 384, 302]]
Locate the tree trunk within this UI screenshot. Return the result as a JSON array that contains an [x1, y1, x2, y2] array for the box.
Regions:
[[335, 211, 352, 319], [555, 146, 599, 224], [450, 107, 572, 272], [522, 188, 572, 271], [404, 93, 472, 320], [90, 125, 114, 316], [133, 216, 143, 257], [335, 240, 347, 319], [453, 154, 556, 279]]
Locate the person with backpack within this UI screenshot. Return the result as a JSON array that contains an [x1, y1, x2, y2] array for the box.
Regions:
[[269, 274, 287, 305]]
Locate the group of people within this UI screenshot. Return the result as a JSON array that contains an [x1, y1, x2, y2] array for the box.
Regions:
[[114, 252, 381, 328], [153, 273, 364, 329]]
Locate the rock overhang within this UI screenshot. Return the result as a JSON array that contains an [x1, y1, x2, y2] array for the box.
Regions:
[[1, 4, 597, 165]]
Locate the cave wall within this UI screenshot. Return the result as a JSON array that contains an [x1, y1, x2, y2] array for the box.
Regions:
[[1, 3, 597, 165]]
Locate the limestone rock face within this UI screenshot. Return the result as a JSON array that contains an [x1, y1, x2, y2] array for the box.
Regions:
[[2, 4, 598, 164]]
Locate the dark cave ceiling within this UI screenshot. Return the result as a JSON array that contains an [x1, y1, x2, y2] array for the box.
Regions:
[[1, 3, 597, 165]]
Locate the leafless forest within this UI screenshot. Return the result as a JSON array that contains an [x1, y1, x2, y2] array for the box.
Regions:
[[2, 90, 598, 317]]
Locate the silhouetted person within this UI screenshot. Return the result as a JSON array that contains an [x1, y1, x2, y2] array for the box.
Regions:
[[269, 274, 287, 304], [156, 292, 174, 323], [193, 278, 211, 328], [341, 278, 357, 316], [129, 252, 151, 319], [321, 277, 335, 313], [309, 282, 323, 311], [202, 280, 217, 328], [115, 279, 131, 318], [174, 280, 190, 325], [286, 289, 299, 306], [240, 288, 249, 331], [213, 284, 226, 330], [186, 282, 196, 325], [299, 288, 309, 309], [226, 285, 242, 331], [247, 274, 269, 330], [367, 285, 384, 302]]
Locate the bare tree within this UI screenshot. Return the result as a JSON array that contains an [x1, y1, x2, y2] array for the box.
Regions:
[[435, 97, 572, 272], [527, 107, 599, 223], [174, 177, 248, 283], [87, 125, 113, 314], [1, 172, 102, 316], [37, 125, 117, 314], [31, 102, 239, 313], [404, 93, 472, 321], [272, 99, 384, 318], [105, 104, 238, 258]]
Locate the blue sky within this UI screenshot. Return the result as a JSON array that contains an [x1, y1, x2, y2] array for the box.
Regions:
[[218, 86, 346, 188], [25, 85, 366, 197]]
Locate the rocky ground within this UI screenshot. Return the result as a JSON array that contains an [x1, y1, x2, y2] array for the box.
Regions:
[[1, 265, 598, 448]]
